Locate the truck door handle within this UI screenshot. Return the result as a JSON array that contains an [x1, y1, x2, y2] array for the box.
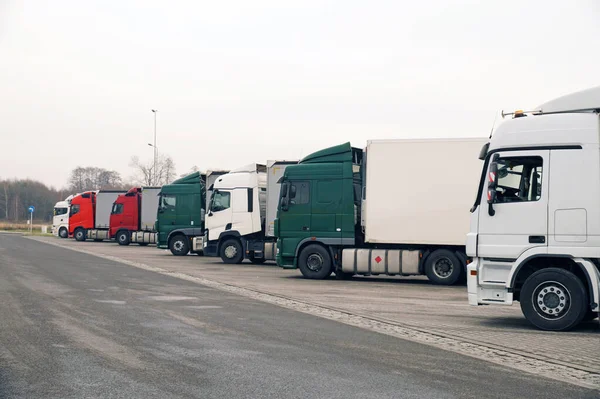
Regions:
[[529, 235, 545, 244], [302, 226, 309, 231]]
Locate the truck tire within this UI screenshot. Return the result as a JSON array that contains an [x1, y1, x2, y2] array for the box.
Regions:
[[520, 268, 588, 331], [169, 235, 189, 256], [583, 310, 599, 322], [74, 228, 86, 242], [424, 249, 462, 285], [59, 227, 68, 239], [298, 244, 333, 279], [116, 230, 130, 246], [220, 238, 243, 264]]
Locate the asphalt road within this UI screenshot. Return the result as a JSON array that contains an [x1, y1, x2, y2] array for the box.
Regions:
[[0, 234, 597, 399]]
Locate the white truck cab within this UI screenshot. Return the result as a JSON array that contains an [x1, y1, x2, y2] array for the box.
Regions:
[[52, 195, 74, 238], [468, 86, 600, 331]]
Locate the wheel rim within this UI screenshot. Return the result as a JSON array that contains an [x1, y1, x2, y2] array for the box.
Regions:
[[119, 234, 127, 243], [76, 231, 83, 240], [224, 245, 237, 259], [432, 257, 454, 279], [173, 240, 184, 252], [532, 281, 571, 320], [306, 253, 324, 272]]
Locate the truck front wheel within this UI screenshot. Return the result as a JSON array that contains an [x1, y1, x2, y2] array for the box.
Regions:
[[520, 268, 588, 331], [59, 227, 68, 239], [424, 249, 462, 285], [220, 239, 243, 264], [169, 235, 190, 256], [298, 244, 332, 279], [116, 230, 130, 246], [74, 228, 86, 242]]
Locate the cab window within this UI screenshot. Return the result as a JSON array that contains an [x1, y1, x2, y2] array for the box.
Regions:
[[160, 195, 176, 209], [54, 207, 68, 216], [493, 156, 543, 203], [211, 191, 231, 212], [70, 204, 80, 216], [111, 203, 124, 215]]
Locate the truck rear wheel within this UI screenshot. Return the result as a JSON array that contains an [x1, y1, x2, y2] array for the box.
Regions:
[[116, 230, 130, 246], [169, 235, 189, 256], [298, 244, 332, 279], [220, 239, 243, 264], [520, 268, 588, 331], [59, 227, 68, 239], [424, 249, 462, 285], [74, 228, 86, 242]]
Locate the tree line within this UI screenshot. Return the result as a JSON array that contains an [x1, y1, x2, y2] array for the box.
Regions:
[[0, 155, 180, 222]]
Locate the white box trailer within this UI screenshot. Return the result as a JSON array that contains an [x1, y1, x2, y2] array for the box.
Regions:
[[363, 139, 486, 245], [266, 161, 297, 237], [140, 187, 161, 231]]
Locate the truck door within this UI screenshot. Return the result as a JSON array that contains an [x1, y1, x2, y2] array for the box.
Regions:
[[311, 179, 343, 242], [477, 150, 549, 260], [278, 181, 312, 236], [207, 190, 232, 240]]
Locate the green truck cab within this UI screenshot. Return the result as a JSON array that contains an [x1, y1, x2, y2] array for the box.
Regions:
[[156, 172, 206, 256], [275, 142, 362, 276]]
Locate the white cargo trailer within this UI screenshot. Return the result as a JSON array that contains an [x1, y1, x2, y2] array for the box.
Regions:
[[87, 190, 126, 241], [140, 187, 161, 231]]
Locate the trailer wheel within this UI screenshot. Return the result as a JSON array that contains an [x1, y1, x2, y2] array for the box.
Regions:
[[424, 249, 462, 285], [298, 244, 332, 279], [169, 235, 189, 256], [520, 268, 588, 331], [58, 227, 68, 239], [74, 228, 86, 242], [220, 238, 243, 264], [116, 230, 130, 246]]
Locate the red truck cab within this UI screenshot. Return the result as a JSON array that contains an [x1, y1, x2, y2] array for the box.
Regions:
[[69, 191, 96, 239], [109, 187, 140, 239]]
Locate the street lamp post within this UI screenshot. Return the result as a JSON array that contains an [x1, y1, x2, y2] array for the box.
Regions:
[[151, 109, 158, 185], [147, 143, 158, 185]]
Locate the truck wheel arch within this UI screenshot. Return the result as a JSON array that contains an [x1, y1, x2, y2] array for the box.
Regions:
[[216, 231, 243, 254], [510, 255, 596, 308], [294, 239, 338, 270]]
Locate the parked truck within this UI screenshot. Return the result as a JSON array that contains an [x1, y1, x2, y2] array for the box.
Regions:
[[52, 194, 74, 238], [156, 170, 228, 256], [467, 86, 600, 331], [275, 139, 486, 284], [110, 186, 161, 246], [69, 190, 126, 241], [203, 161, 296, 264]]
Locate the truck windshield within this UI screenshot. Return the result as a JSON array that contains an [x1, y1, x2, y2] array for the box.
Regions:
[[54, 207, 68, 216]]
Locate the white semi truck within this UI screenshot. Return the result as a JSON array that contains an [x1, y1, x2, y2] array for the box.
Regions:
[[468, 86, 600, 331], [52, 194, 74, 238], [203, 161, 296, 263]]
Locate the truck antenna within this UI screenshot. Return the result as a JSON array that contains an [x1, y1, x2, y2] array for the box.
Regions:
[[489, 111, 499, 139]]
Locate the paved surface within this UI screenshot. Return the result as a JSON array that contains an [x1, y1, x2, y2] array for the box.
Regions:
[[2, 234, 596, 398], [32, 236, 599, 375]]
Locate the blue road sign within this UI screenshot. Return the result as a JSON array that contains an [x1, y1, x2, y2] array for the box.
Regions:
[[28, 206, 35, 213]]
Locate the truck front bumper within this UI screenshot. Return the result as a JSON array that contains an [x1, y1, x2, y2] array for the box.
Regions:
[[467, 258, 513, 306]]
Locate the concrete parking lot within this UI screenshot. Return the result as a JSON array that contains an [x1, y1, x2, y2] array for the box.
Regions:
[[29, 235, 600, 390]]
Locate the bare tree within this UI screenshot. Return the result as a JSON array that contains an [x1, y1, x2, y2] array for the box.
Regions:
[[68, 167, 123, 192], [129, 154, 176, 186]]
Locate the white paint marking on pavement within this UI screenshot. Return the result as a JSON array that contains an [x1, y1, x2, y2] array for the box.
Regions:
[[32, 237, 600, 390], [146, 295, 198, 302], [95, 300, 126, 305], [185, 305, 223, 310]]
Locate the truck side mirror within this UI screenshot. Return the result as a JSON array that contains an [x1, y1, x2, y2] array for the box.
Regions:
[[281, 182, 288, 198], [487, 156, 499, 216], [280, 197, 289, 212]]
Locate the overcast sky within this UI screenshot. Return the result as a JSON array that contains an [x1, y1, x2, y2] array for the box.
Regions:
[[1, 1, 599, 189]]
